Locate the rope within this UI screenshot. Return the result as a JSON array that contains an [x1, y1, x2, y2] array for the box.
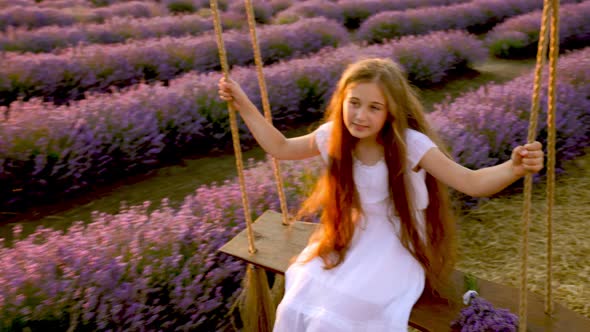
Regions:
[[519, 2, 550, 324], [519, 0, 558, 329], [544, 0, 559, 316], [212, 4, 285, 330], [209, 0, 256, 254], [244, 0, 291, 226]]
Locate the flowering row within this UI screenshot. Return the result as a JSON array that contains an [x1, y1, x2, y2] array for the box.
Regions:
[[0, 17, 348, 107], [0, 0, 92, 9], [0, 14, 214, 53], [0, 1, 166, 32], [0, 0, 303, 53], [357, 0, 582, 43], [0, 0, 154, 9], [0, 0, 479, 59], [0, 30, 484, 211], [227, 0, 293, 25], [0, 155, 313, 330], [0, 0, 301, 54], [486, 0, 590, 58], [273, 0, 471, 29], [1, 47, 588, 330], [430, 48, 590, 173]]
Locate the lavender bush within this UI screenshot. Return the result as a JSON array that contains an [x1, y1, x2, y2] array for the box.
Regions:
[[451, 296, 518, 331], [0, 6, 77, 31], [218, 10, 248, 30], [0, 13, 215, 53], [429, 48, 590, 172], [0, 30, 483, 211], [0, 0, 34, 9], [85, 1, 166, 22], [23, 0, 90, 9], [227, 0, 273, 24], [269, 0, 293, 15], [357, 0, 582, 44], [0, 157, 317, 330], [557, 48, 590, 92], [274, 0, 471, 29], [1, 0, 166, 8], [0, 0, 213, 10], [274, 0, 344, 25], [0, 1, 166, 32], [0, 17, 348, 106], [93, 0, 160, 7], [486, 1, 590, 58], [342, 0, 476, 29]]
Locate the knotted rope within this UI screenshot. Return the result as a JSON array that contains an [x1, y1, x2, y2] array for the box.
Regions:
[[519, 0, 558, 329], [209, 0, 256, 254], [244, 0, 291, 226]]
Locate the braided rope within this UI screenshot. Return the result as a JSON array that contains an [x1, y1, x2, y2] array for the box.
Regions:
[[544, 0, 559, 316], [244, 0, 291, 226], [519, 0, 558, 329], [519, 0, 550, 328], [209, 0, 256, 254]]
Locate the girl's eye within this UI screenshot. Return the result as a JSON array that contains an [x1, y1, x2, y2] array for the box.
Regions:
[[350, 100, 359, 107], [371, 106, 381, 111]]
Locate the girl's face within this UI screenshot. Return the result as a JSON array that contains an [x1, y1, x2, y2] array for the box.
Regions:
[[342, 82, 389, 143]]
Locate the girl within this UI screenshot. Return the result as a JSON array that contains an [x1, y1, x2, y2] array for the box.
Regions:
[[217, 58, 544, 332]]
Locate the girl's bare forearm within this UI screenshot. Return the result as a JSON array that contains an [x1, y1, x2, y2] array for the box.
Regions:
[[469, 161, 521, 197], [238, 101, 287, 157]]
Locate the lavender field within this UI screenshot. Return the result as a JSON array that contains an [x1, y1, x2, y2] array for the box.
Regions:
[[1, 0, 589, 331]]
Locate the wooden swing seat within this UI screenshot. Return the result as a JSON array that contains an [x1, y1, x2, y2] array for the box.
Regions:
[[220, 210, 590, 332]]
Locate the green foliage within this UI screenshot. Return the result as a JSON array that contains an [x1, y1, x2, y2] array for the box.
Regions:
[[253, 6, 271, 25], [342, 8, 371, 30], [275, 15, 299, 25], [168, 1, 196, 15], [197, 8, 212, 18], [9, 130, 48, 158], [369, 22, 402, 44], [194, 91, 231, 141], [217, 0, 229, 11], [319, 32, 340, 48], [489, 38, 530, 58], [464, 273, 480, 292], [265, 42, 294, 63], [89, 0, 111, 6], [295, 76, 326, 118], [221, 16, 245, 30]]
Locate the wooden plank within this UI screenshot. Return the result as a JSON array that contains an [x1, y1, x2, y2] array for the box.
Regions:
[[219, 210, 318, 275], [219, 210, 590, 331]]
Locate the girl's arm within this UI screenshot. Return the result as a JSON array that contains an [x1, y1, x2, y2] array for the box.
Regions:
[[418, 143, 544, 197], [218, 77, 320, 160]]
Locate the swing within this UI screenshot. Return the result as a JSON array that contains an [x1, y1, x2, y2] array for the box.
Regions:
[[211, 0, 590, 330]]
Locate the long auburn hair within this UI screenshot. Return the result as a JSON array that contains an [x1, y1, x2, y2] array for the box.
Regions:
[[298, 58, 457, 297]]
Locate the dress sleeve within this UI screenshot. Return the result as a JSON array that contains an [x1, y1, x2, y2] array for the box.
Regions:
[[405, 129, 437, 170], [314, 121, 333, 163]]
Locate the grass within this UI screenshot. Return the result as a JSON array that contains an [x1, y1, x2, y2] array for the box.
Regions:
[[457, 150, 590, 319]]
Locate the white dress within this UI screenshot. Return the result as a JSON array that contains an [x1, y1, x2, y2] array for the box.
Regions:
[[274, 122, 437, 332]]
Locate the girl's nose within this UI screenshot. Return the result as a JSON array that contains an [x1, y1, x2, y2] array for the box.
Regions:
[[354, 107, 368, 121]]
